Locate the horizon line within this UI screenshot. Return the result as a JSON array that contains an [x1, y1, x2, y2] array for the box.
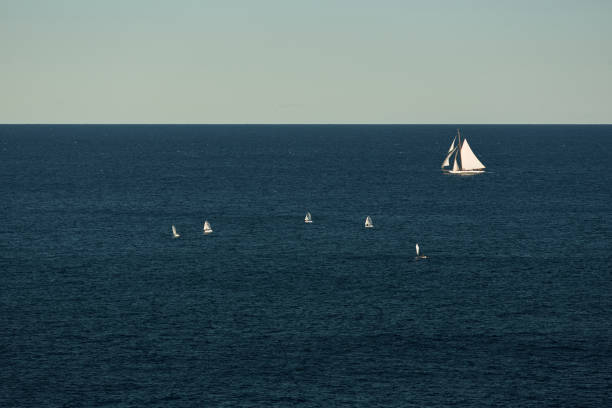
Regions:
[[1, 123, 611, 126]]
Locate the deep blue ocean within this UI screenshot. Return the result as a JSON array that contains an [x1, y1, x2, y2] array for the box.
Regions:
[[1, 125, 611, 407]]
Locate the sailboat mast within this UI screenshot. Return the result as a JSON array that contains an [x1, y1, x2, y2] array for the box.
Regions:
[[456, 128, 462, 170]]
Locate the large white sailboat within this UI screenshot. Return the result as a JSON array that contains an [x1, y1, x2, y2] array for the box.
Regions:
[[203, 220, 213, 234], [304, 212, 313, 223], [172, 225, 180, 238], [365, 216, 374, 228], [441, 129, 485, 174]]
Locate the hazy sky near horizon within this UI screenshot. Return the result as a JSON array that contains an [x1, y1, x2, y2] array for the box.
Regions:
[[1, 0, 610, 123]]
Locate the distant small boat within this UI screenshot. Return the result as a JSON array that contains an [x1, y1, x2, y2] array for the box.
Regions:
[[203, 220, 213, 234], [172, 225, 180, 238], [415, 243, 428, 259], [365, 216, 374, 228], [304, 212, 313, 223], [441, 129, 485, 174]]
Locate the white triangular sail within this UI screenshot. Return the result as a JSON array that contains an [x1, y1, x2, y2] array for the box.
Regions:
[[442, 146, 457, 168], [415, 243, 427, 258], [172, 225, 180, 238], [448, 136, 456, 153], [365, 216, 373, 228], [203, 220, 213, 234], [442, 135, 457, 168], [304, 212, 312, 223], [459, 139, 485, 170], [452, 155, 459, 172]]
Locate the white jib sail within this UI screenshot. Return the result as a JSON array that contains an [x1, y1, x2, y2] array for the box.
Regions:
[[365, 216, 373, 227], [448, 136, 457, 152], [452, 155, 460, 172], [442, 146, 457, 168], [459, 139, 485, 170], [416, 243, 420, 256]]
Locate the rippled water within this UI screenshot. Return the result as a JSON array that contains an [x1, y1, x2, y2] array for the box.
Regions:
[[1, 125, 611, 407]]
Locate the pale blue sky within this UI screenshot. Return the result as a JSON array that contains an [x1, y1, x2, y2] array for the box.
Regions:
[[1, 0, 610, 123]]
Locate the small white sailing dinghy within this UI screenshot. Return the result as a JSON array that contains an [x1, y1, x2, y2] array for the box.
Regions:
[[365, 216, 374, 228], [415, 243, 427, 259], [304, 212, 313, 223], [203, 220, 213, 234], [441, 129, 485, 174], [172, 225, 180, 238]]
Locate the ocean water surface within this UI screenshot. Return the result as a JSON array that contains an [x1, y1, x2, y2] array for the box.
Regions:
[[1, 125, 611, 407]]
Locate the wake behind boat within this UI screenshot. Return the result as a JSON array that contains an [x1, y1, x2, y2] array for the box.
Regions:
[[441, 129, 485, 174]]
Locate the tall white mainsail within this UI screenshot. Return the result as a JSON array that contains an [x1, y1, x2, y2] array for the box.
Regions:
[[459, 139, 486, 171], [415, 243, 427, 258], [172, 225, 180, 238], [365, 216, 373, 228], [203, 220, 213, 234]]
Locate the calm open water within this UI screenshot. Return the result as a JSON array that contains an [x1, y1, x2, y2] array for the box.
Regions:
[[1, 125, 611, 407]]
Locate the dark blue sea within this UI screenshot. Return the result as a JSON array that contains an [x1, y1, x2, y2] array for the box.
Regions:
[[1, 125, 611, 407]]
